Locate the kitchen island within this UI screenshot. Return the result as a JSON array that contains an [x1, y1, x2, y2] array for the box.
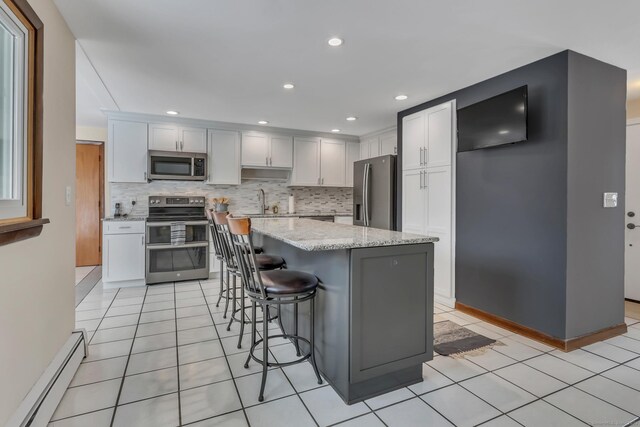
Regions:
[[250, 218, 438, 404]]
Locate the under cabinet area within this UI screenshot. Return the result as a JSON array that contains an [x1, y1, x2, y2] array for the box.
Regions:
[[102, 221, 146, 287], [149, 123, 207, 153]]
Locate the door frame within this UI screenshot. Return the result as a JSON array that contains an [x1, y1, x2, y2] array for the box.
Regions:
[[76, 140, 105, 266], [626, 119, 640, 302]]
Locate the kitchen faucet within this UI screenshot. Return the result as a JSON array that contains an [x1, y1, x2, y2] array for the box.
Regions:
[[258, 189, 269, 214]]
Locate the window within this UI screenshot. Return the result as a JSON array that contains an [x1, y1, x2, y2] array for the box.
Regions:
[[0, 0, 46, 246], [0, 2, 28, 220]]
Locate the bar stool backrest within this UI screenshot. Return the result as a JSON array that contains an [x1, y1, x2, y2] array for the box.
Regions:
[[227, 217, 266, 299], [206, 209, 224, 260], [211, 211, 238, 271]]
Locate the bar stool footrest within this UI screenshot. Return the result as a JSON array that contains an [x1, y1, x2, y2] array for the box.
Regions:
[[247, 334, 312, 368]]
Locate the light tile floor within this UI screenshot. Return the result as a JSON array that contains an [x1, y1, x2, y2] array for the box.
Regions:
[[51, 277, 640, 426], [75, 265, 97, 285]]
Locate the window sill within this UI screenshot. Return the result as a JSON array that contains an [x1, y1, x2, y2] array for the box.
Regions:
[[0, 218, 50, 246]]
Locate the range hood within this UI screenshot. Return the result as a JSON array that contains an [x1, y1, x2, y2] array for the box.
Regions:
[[241, 168, 290, 182]]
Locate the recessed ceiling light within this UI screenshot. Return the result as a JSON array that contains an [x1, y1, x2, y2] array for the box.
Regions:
[[283, 83, 295, 89], [346, 116, 357, 121], [394, 95, 408, 101], [331, 129, 341, 133], [328, 37, 343, 47], [166, 110, 179, 115], [498, 130, 510, 135], [258, 120, 269, 125]]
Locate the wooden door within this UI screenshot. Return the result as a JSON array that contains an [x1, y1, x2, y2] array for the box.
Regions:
[[76, 143, 103, 266]]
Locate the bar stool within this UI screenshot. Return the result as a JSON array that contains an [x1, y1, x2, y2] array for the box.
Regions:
[[207, 209, 264, 318], [211, 212, 284, 348], [227, 216, 322, 402]]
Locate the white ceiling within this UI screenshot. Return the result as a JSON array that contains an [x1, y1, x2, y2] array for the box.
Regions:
[[55, 0, 640, 135]]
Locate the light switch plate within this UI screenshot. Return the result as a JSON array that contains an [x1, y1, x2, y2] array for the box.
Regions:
[[603, 192, 618, 208], [65, 186, 72, 206]]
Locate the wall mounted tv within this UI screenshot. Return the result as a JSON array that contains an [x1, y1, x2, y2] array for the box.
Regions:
[[457, 85, 528, 152]]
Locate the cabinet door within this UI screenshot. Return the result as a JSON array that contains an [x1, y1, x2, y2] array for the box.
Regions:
[[269, 135, 293, 168], [402, 112, 425, 170], [180, 127, 207, 153], [291, 137, 320, 186], [241, 133, 269, 167], [401, 169, 426, 235], [149, 123, 179, 151], [345, 141, 360, 187], [368, 138, 380, 158], [320, 139, 346, 187], [103, 233, 145, 282], [360, 140, 370, 160], [379, 130, 397, 156], [424, 166, 453, 299], [208, 129, 240, 185], [426, 102, 453, 168], [108, 120, 148, 183]]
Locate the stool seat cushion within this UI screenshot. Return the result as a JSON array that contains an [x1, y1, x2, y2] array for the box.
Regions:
[[260, 270, 318, 295], [256, 254, 285, 270], [254, 246, 264, 254]]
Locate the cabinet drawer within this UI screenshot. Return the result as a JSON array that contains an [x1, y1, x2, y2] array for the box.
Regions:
[[104, 221, 146, 235]]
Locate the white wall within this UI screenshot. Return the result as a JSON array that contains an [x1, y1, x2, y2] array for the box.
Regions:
[[77, 125, 107, 142], [628, 98, 640, 119], [0, 0, 76, 424]]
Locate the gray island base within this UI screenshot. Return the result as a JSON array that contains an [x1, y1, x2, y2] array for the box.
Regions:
[[250, 218, 437, 404]]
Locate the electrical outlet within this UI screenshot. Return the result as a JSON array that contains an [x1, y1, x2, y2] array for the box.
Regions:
[[603, 192, 618, 208]]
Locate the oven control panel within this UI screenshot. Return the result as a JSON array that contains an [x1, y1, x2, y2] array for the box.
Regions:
[[149, 196, 205, 206]]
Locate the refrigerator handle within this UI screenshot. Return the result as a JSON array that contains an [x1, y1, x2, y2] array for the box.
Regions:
[[363, 163, 371, 227]]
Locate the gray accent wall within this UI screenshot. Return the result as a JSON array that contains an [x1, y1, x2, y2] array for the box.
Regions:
[[565, 51, 627, 338], [397, 50, 626, 340]]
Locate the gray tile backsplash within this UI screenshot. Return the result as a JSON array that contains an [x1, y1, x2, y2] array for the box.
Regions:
[[109, 180, 353, 217]]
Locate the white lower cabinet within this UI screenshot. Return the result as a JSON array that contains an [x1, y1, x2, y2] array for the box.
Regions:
[[102, 222, 146, 287]]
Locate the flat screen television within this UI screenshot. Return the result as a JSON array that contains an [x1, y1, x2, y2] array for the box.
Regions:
[[457, 85, 528, 152]]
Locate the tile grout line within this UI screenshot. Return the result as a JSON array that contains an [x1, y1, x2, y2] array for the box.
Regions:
[[108, 286, 150, 427], [197, 277, 252, 427], [172, 282, 183, 425]]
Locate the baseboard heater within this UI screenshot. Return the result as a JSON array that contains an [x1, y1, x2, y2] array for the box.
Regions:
[[7, 330, 87, 427]]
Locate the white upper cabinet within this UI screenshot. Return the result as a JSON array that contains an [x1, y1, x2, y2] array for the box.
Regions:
[[108, 119, 148, 183], [241, 133, 269, 167], [360, 137, 380, 160], [320, 139, 346, 187], [426, 102, 453, 168], [379, 131, 397, 156], [402, 112, 426, 170], [208, 129, 241, 185], [345, 141, 360, 187], [402, 102, 453, 170], [149, 123, 178, 151], [179, 127, 207, 153], [241, 132, 293, 168], [269, 135, 293, 168], [291, 137, 320, 186], [149, 123, 207, 153]]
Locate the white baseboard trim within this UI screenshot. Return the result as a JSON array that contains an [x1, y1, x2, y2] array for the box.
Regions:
[[435, 294, 456, 308], [102, 278, 146, 289], [7, 330, 86, 427]]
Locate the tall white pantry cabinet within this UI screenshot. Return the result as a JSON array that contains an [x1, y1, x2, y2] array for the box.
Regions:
[[402, 100, 456, 307]]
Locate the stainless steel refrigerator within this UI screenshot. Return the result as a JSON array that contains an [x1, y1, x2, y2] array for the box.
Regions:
[[353, 155, 396, 230]]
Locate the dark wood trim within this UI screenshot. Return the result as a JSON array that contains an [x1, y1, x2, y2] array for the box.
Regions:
[[455, 301, 627, 352], [0, 218, 50, 246], [0, 0, 46, 245]]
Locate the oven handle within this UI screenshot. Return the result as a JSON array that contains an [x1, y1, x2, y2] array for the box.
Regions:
[[146, 220, 209, 227], [147, 242, 209, 250]]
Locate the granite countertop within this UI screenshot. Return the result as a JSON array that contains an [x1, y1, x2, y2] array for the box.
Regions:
[[102, 216, 146, 222], [250, 218, 438, 251], [242, 212, 352, 218]]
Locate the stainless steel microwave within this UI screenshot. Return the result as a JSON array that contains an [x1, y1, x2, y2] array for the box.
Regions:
[[148, 150, 207, 181]]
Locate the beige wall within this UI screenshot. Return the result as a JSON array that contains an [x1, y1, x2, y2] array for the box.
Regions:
[[628, 98, 640, 120], [0, 0, 76, 424], [77, 125, 107, 142]]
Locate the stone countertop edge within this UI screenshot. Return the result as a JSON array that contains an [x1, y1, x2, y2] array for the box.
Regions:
[[250, 218, 439, 251], [102, 217, 146, 222], [241, 212, 352, 218]]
